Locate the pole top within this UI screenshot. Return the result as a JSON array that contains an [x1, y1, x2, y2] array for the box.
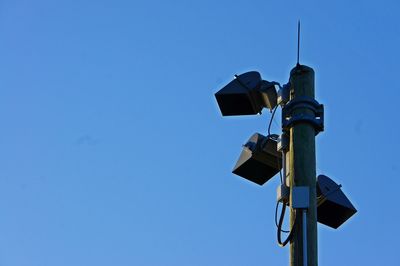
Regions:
[[290, 64, 315, 77]]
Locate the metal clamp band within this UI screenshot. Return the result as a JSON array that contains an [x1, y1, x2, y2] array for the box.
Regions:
[[282, 96, 324, 135]]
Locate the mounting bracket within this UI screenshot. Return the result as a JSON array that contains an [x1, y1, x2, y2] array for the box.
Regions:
[[282, 96, 324, 135]]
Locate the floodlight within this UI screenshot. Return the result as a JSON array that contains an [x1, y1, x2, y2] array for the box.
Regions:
[[214, 71, 278, 116], [259, 80, 278, 110], [316, 175, 357, 229], [232, 133, 282, 185]]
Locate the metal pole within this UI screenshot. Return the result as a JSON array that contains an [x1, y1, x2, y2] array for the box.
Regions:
[[288, 65, 318, 266]]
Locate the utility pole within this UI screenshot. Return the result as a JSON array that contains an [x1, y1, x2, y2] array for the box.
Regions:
[[214, 25, 357, 266], [288, 65, 318, 266]]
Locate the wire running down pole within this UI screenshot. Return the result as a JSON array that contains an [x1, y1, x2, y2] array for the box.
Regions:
[[303, 210, 308, 266]]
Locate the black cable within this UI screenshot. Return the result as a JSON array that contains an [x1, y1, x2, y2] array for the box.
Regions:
[[266, 104, 284, 184], [267, 105, 279, 137], [275, 201, 290, 233], [277, 203, 296, 247], [262, 82, 294, 247], [277, 156, 283, 184]]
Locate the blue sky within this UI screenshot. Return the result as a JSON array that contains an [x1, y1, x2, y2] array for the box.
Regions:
[[0, 0, 398, 265]]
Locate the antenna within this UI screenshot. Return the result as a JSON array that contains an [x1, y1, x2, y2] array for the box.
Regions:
[[297, 20, 301, 66]]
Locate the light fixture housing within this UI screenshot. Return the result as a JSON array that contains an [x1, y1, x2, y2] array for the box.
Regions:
[[214, 71, 277, 116], [232, 133, 282, 185], [316, 175, 357, 229]]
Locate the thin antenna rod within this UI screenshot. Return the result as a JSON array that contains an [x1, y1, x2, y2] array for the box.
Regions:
[[297, 20, 301, 66]]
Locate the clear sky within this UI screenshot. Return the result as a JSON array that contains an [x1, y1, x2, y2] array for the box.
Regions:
[[0, 0, 398, 265]]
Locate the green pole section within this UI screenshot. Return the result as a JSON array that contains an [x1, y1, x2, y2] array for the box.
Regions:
[[289, 65, 318, 266]]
